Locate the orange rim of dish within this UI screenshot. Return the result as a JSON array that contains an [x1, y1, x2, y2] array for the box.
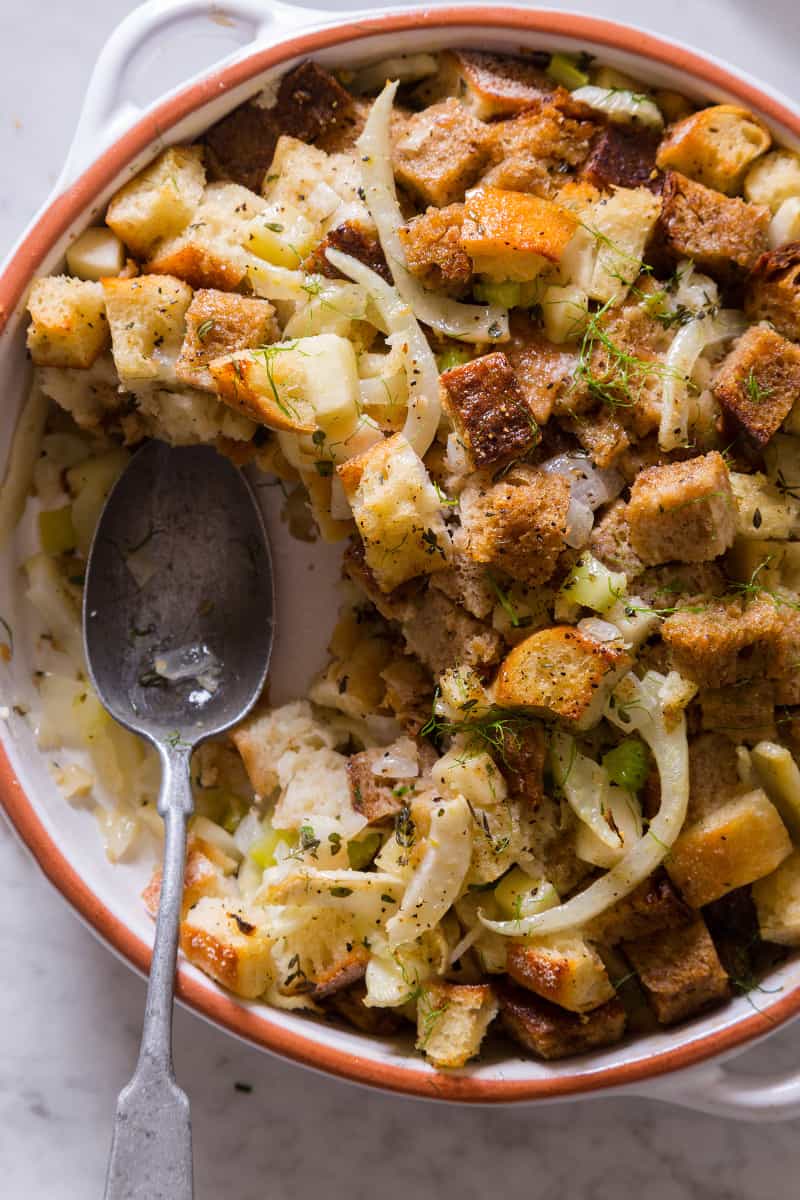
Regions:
[[1, 7, 799, 1103]]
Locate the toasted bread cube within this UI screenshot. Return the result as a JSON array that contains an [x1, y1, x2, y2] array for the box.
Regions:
[[305, 220, 390, 283], [421, 49, 554, 119], [498, 980, 626, 1059], [590, 498, 644, 577], [393, 99, 491, 207], [688, 732, 748, 824], [623, 916, 729, 1025], [430, 552, 496, 620], [459, 466, 569, 587], [461, 187, 578, 281], [180, 897, 271, 999], [312, 948, 369, 1000], [667, 788, 792, 908], [659, 171, 769, 277], [147, 182, 264, 290], [401, 588, 503, 678], [584, 186, 661, 302], [27, 276, 109, 368], [582, 126, 661, 192], [752, 851, 800, 945], [700, 680, 776, 745], [503, 312, 576, 425], [713, 326, 800, 447], [627, 452, 735, 565], [585, 871, 691, 946], [398, 204, 471, 293], [416, 981, 498, 1068], [106, 146, 205, 258], [656, 105, 771, 195], [175, 290, 278, 392], [745, 243, 800, 341], [439, 352, 539, 469], [495, 626, 632, 730], [102, 274, 192, 383], [142, 842, 235, 920], [751, 741, 800, 841], [745, 149, 800, 212], [347, 748, 406, 824], [338, 434, 451, 592], [507, 935, 615, 1013]]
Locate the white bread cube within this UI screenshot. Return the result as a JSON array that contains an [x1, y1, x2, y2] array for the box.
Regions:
[[507, 935, 615, 1013], [142, 843, 235, 920], [752, 851, 800, 945], [175, 289, 278, 392], [102, 274, 192, 382], [146, 182, 264, 290], [584, 186, 661, 302], [656, 104, 771, 195], [416, 981, 498, 1068], [744, 149, 800, 212], [106, 146, 205, 258], [179, 897, 272, 999], [337, 433, 451, 592], [27, 276, 109, 368]]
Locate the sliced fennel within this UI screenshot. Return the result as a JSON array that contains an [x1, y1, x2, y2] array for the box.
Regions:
[[551, 730, 622, 851], [386, 796, 472, 947], [659, 309, 747, 450], [571, 86, 664, 130]]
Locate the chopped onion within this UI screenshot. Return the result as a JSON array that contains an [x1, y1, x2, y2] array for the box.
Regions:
[[571, 86, 664, 130], [541, 452, 624, 511], [659, 310, 747, 450], [356, 82, 509, 344], [325, 247, 441, 457], [564, 497, 594, 548], [370, 737, 419, 779], [577, 617, 624, 644]]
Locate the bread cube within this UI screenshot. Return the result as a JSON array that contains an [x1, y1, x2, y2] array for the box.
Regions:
[[346, 748, 406, 824], [311, 949, 369, 1000], [582, 126, 661, 192], [751, 741, 800, 841], [656, 105, 771, 195], [497, 979, 626, 1059], [461, 187, 578, 281], [752, 851, 800, 945], [700, 680, 776, 745], [147, 182, 264, 290], [398, 204, 471, 293], [688, 733, 748, 825], [590, 499, 644, 578], [623, 915, 729, 1025], [393, 99, 491, 207], [459, 466, 569, 587], [306, 220, 391, 283], [495, 625, 632, 730], [745, 243, 800, 341], [420, 49, 554, 119], [102, 274, 192, 382], [584, 186, 661, 302], [175, 290, 278, 392], [659, 171, 769, 277], [180, 897, 272, 999], [27, 276, 109, 368], [439, 352, 539, 470], [745, 149, 800, 212], [507, 935, 614, 1013], [142, 842, 235, 920], [503, 312, 577, 425], [401, 588, 503, 678], [105, 146, 205, 259], [416, 981, 498, 1068], [585, 871, 691, 946], [666, 788, 792, 908], [713, 326, 800, 447], [627, 452, 736, 565], [338, 433, 451, 592]]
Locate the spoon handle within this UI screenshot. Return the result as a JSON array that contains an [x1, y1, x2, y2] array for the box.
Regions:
[[104, 747, 195, 1200]]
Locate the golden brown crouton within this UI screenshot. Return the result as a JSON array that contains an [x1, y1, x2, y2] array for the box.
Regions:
[[495, 625, 632, 729], [102, 274, 193, 383], [667, 788, 792, 908], [461, 187, 578, 281], [26, 276, 109, 369], [623, 916, 729, 1025], [401, 588, 504, 679], [105, 146, 206, 258], [416, 980, 498, 1068], [346, 749, 406, 824], [589, 499, 645, 578], [393, 99, 491, 207], [582, 126, 661, 192], [311, 948, 369, 1000], [175, 290, 278, 392], [485, 98, 596, 191], [423, 49, 555, 120], [459, 466, 570, 587], [180, 898, 272, 999], [568, 407, 630, 469], [658, 171, 769, 278], [398, 204, 472, 293], [656, 105, 771, 195], [713, 326, 800, 447], [752, 850, 800, 946], [687, 732, 746, 824], [497, 980, 626, 1059], [700, 680, 776, 745], [503, 313, 577, 425], [143, 842, 235, 921], [146, 181, 264, 291], [303, 220, 390, 283], [507, 935, 615, 1013], [439, 352, 539, 470], [627, 452, 736, 565], [585, 871, 691, 946], [744, 242, 800, 341]]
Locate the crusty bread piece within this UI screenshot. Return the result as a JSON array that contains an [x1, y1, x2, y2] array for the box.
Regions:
[[659, 171, 769, 277], [347, 749, 406, 824], [584, 870, 691, 946], [713, 325, 800, 447], [667, 788, 792, 908], [745, 149, 800, 212], [418, 49, 555, 120], [503, 312, 577, 425], [627, 451, 736, 565], [146, 181, 264, 290], [311, 948, 369, 1000], [305, 220, 390, 283], [582, 126, 661, 192], [507, 935, 615, 1013], [416, 980, 498, 1068], [495, 625, 632, 730], [142, 841, 235, 920], [27, 276, 109, 369], [700, 679, 776, 745], [106, 146, 205, 258], [175, 289, 278, 392], [429, 551, 496, 621], [102, 274, 192, 383], [656, 104, 771, 195], [687, 732, 746, 824], [623, 915, 729, 1025], [398, 204, 471, 293], [589, 498, 645, 578], [326, 981, 405, 1035], [744, 242, 800, 341], [752, 850, 800, 946], [497, 980, 626, 1059], [180, 897, 272, 999], [439, 352, 539, 469], [393, 99, 491, 207], [462, 187, 578, 281], [401, 588, 503, 679], [485, 98, 596, 193]]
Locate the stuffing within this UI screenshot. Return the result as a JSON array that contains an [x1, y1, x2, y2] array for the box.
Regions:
[[342, 538, 423, 623], [626, 451, 736, 565], [420, 49, 555, 119], [584, 870, 691, 946], [713, 326, 800, 446], [146, 181, 265, 290], [393, 98, 492, 207], [439, 352, 540, 469], [27, 276, 109, 369], [700, 679, 777, 745], [325, 981, 405, 1034], [102, 274, 192, 384], [180, 898, 272, 999], [105, 146, 206, 258], [175, 290, 279, 392], [401, 588, 503, 678], [503, 313, 578, 425], [461, 187, 578, 281], [499, 722, 547, 806], [728, 471, 800, 540], [497, 980, 627, 1059], [398, 204, 472, 293], [143, 841, 236, 920], [429, 551, 496, 621], [658, 171, 770, 278], [687, 732, 746, 823], [567, 407, 630, 469], [380, 657, 436, 737], [458, 466, 570, 587], [581, 126, 661, 191], [622, 915, 729, 1025], [745, 149, 800, 212], [589, 499, 645, 577], [304, 220, 390, 282], [416, 980, 498, 1067], [36, 354, 124, 433], [347, 748, 408, 824], [752, 850, 800, 946], [581, 187, 662, 303], [655, 104, 771, 195], [132, 385, 255, 446], [484, 98, 596, 193], [506, 935, 614, 1013], [744, 242, 800, 341]]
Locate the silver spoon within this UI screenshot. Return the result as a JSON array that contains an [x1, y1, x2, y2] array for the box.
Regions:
[[84, 441, 274, 1200]]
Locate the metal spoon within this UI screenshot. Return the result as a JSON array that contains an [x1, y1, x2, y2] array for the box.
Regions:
[[84, 442, 274, 1200]]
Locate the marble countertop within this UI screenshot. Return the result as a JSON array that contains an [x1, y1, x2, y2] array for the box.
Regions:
[[1, 1, 798, 1195]]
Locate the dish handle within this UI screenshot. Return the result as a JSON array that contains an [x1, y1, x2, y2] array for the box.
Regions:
[[632, 1055, 800, 1122]]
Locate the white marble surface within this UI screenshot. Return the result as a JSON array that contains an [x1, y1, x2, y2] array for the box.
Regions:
[[1, 1, 799, 1195]]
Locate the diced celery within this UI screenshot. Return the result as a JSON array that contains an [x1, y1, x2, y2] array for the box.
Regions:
[[547, 52, 590, 91], [602, 738, 649, 792], [347, 830, 382, 870], [473, 279, 523, 308], [436, 346, 474, 373], [558, 553, 626, 613], [38, 505, 76, 556]]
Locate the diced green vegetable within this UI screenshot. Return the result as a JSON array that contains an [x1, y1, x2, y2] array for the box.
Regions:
[[436, 346, 473, 373], [558, 552, 626, 613], [495, 867, 559, 920], [547, 52, 590, 91], [602, 738, 649, 792], [474, 280, 523, 308], [347, 830, 382, 869], [38, 505, 76, 556]]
